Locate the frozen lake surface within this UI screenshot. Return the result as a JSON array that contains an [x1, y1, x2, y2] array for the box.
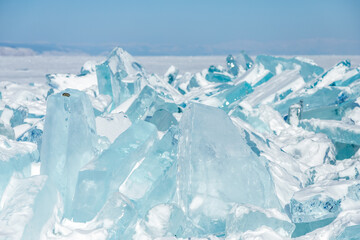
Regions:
[[1, 55, 360, 84]]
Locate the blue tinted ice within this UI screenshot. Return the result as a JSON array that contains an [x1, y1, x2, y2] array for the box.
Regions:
[[336, 225, 360, 240], [0, 136, 38, 199], [71, 120, 157, 222], [126, 85, 178, 123], [0, 176, 57, 240], [40, 89, 97, 218], [256, 55, 324, 83], [311, 60, 360, 88], [177, 103, 280, 235], [0, 119, 15, 139], [227, 52, 253, 77], [299, 119, 360, 145], [205, 65, 233, 83], [94, 192, 137, 239], [96, 47, 143, 108], [289, 196, 341, 223], [17, 119, 44, 151], [119, 126, 178, 215], [347, 183, 360, 201]]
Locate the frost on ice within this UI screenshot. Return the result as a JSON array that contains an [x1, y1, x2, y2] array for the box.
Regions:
[[1, 47, 360, 239]]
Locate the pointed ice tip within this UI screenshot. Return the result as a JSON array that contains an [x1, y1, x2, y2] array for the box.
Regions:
[[336, 59, 351, 68]]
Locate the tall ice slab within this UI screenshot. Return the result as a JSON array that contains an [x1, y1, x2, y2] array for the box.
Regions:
[[177, 103, 280, 235], [40, 89, 97, 218]]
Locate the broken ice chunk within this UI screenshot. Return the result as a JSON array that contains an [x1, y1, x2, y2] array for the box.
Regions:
[[311, 60, 360, 88], [0, 119, 15, 139], [80, 60, 97, 75], [205, 65, 232, 83], [226, 52, 253, 77], [0, 136, 38, 199], [0, 104, 28, 128], [244, 65, 306, 106], [336, 225, 360, 240], [40, 89, 97, 218], [148, 109, 178, 131], [217, 81, 253, 111], [0, 175, 59, 240], [17, 119, 44, 151], [226, 204, 294, 237], [96, 47, 143, 107], [165, 65, 179, 85], [143, 204, 192, 238], [226, 54, 240, 76], [274, 85, 358, 120], [201, 82, 253, 112], [287, 101, 303, 126], [256, 55, 324, 83], [177, 103, 281, 235], [347, 183, 360, 201], [289, 197, 341, 223], [119, 126, 178, 215], [126, 85, 178, 123], [95, 192, 137, 239], [299, 119, 360, 145], [71, 120, 158, 222], [287, 180, 357, 237]]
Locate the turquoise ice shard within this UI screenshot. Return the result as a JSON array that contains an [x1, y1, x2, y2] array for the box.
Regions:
[[244, 66, 306, 107], [274, 87, 355, 118], [148, 109, 178, 131], [289, 196, 341, 223], [165, 65, 179, 85], [0, 136, 38, 200], [177, 103, 280, 235], [226, 204, 294, 237], [226, 52, 253, 76], [226, 55, 240, 76], [212, 81, 253, 111], [94, 192, 137, 239], [288, 180, 349, 237], [17, 119, 44, 151], [255, 55, 324, 83], [71, 120, 158, 222], [0, 104, 28, 128], [119, 126, 178, 215], [336, 225, 360, 240], [40, 89, 97, 218], [287, 101, 303, 126], [126, 85, 178, 124], [0, 175, 58, 240], [311, 60, 360, 88], [205, 65, 232, 83], [96, 47, 143, 108], [299, 119, 360, 145]]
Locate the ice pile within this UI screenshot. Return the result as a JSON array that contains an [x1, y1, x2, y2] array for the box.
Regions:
[[1, 47, 360, 239]]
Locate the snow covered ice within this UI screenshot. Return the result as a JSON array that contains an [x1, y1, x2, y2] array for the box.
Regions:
[[1, 48, 360, 239]]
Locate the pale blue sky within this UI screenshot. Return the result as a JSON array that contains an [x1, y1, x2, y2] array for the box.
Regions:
[[0, 0, 359, 55]]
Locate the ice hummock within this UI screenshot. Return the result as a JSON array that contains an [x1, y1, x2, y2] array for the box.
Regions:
[[1, 47, 360, 239], [96, 47, 144, 108]]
